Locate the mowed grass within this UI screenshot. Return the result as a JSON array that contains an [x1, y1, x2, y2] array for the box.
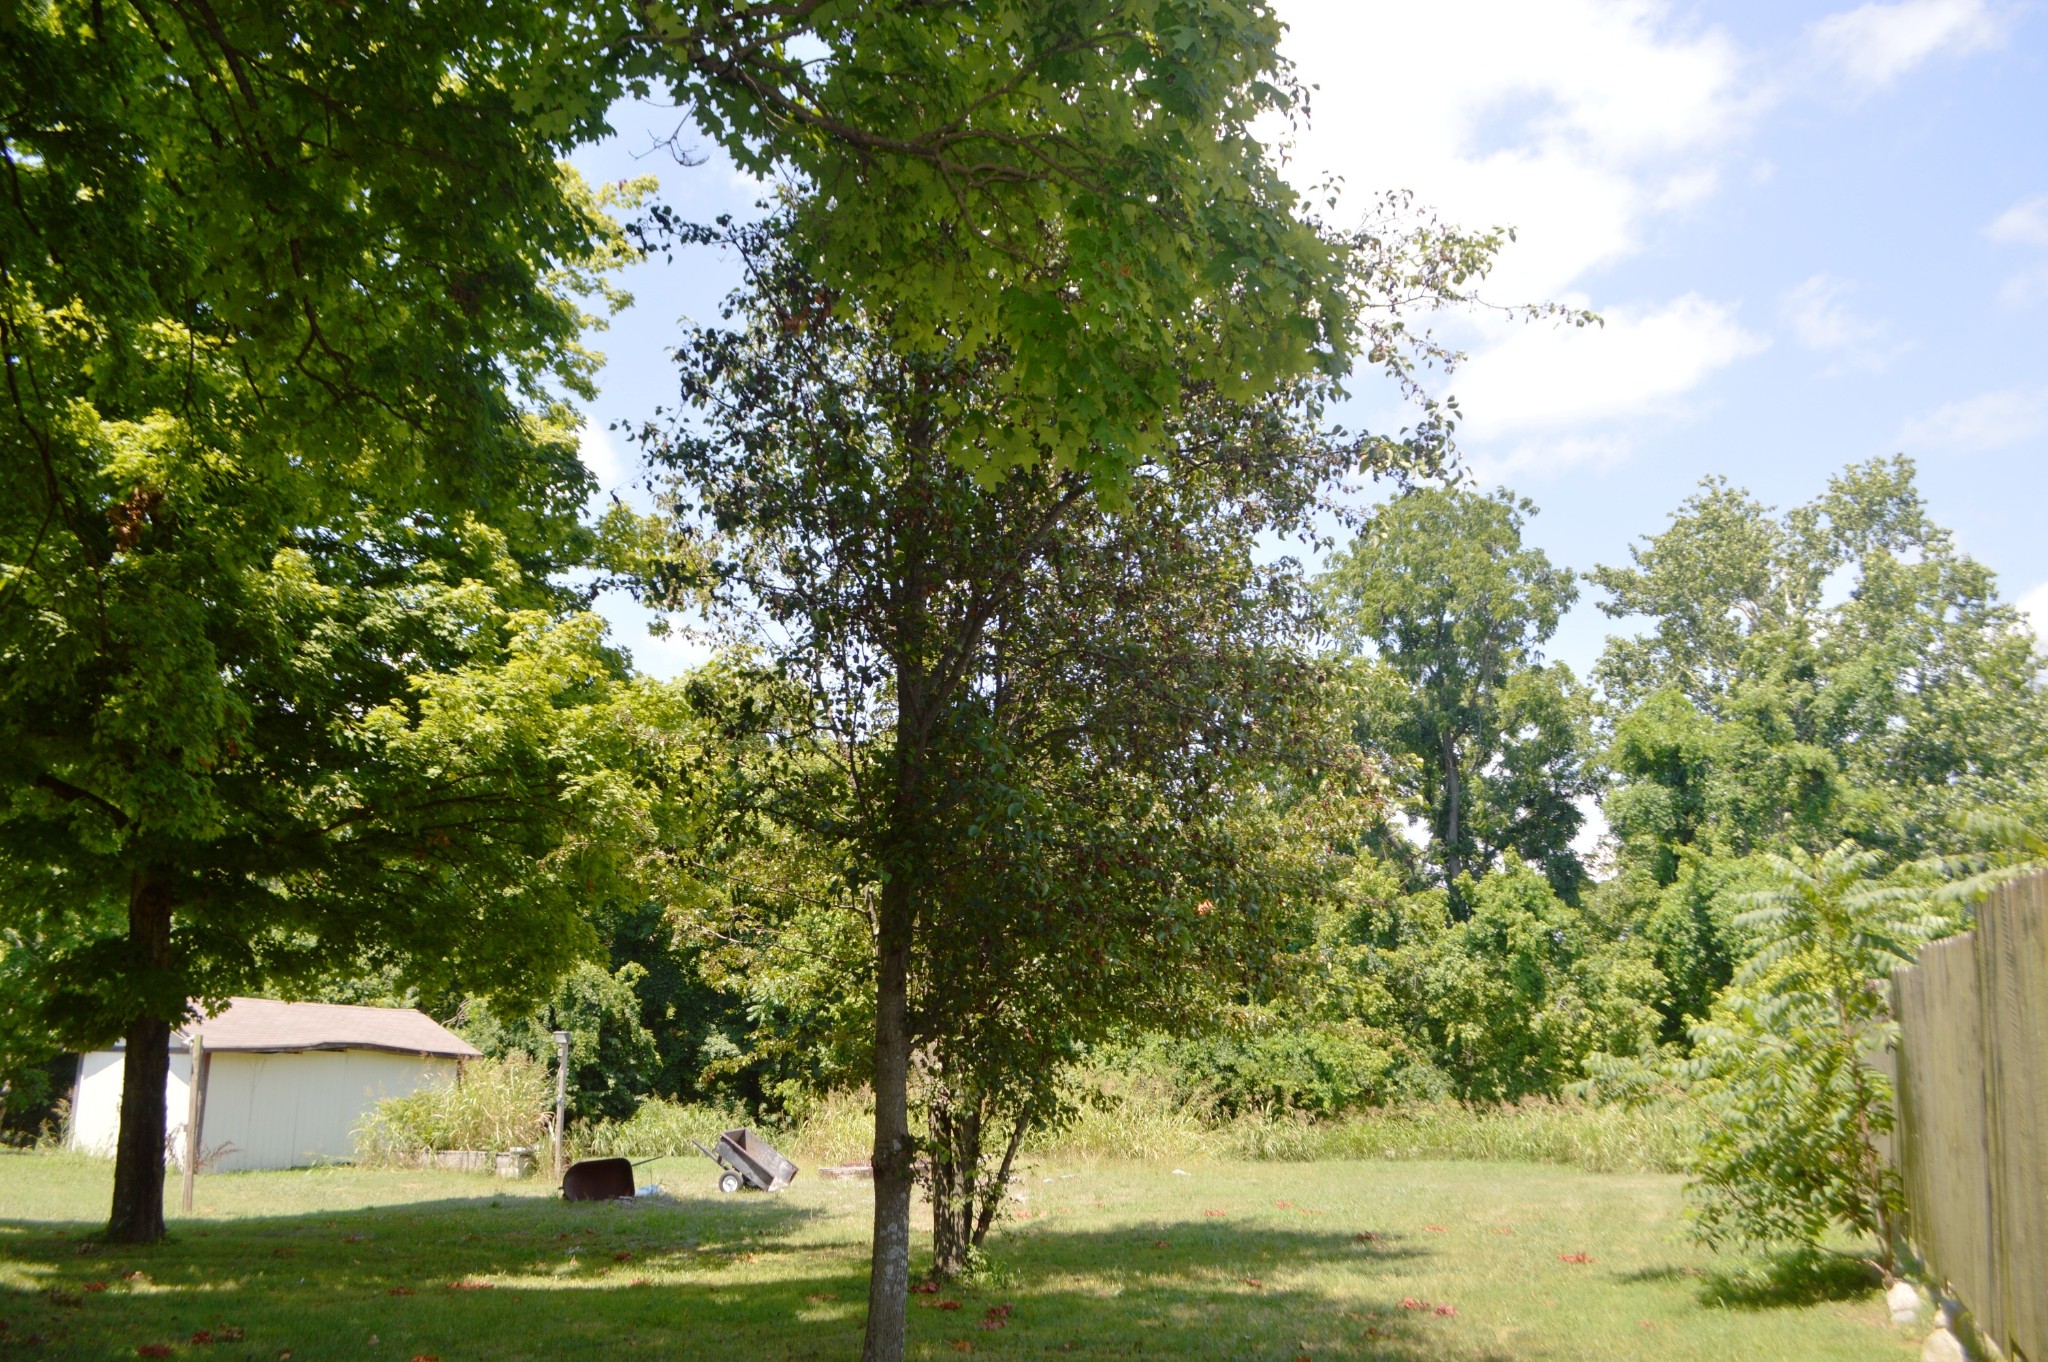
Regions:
[[0, 1150, 1913, 1362]]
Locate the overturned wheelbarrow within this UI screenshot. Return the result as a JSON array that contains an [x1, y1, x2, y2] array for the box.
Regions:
[[561, 1156, 642, 1202], [690, 1128, 798, 1194]]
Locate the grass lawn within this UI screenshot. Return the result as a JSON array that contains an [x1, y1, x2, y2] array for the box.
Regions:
[[0, 1149, 1914, 1361]]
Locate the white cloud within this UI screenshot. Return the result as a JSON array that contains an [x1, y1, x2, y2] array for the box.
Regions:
[[1807, 0, 2008, 90], [1996, 265, 2048, 311], [1986, 194, 2048, 248], [1451, 293, 1770, 437], [1781, 273, 1901, 371], [1465, 434, 1635, 486], [1986, 196, 2048, 309], [2016, 579, 2048, 641], [1273, 3, 1770, 476], [577, 420, 632, 492], [1899, 387, 2048, 454], [1277, 1, 1753, 301]]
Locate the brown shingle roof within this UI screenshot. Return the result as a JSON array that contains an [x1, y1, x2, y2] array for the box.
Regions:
[[179, 997, 481, 1059]]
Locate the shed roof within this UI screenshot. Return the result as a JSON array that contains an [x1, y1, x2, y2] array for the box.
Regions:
[[178, 998, 481, 1059]]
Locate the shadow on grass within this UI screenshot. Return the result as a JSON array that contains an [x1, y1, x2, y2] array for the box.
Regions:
[[1696, 1249, 1883, 1309], [0, 1195, 1514, 1362]]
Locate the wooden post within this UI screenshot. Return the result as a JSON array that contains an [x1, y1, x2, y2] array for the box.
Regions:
[[551, 1029, 570, 1184], [180, 1035, 205, 1214]]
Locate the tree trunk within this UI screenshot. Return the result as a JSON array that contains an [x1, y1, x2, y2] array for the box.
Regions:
[[107, 876, 175, 1244], [1440, 731, 1466, 919], [929, 1095, 982, 1281], [970, 1113, 1029, 1251], [861, 873, 917, 1362]]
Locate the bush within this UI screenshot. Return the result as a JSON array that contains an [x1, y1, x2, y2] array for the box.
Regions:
[[567, 1097, 751, 1161], [354, 1055, 550, 1162], [1135, 1022, 1443, 1118]]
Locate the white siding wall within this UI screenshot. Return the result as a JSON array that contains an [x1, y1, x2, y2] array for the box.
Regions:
[[198, 1050, 454, 1172], [69, 1048, 190, 1159], [68, 1047, 458, 1172]]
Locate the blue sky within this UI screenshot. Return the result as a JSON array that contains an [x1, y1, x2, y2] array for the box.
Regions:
[[568, 0, 2048, 682]]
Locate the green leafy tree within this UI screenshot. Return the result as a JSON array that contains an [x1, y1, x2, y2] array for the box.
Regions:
[[0, 0, 657, 1241], [1323, 487, 1591, 913], [1683, 841, 1942, 1263], [1308, 857, 1661, 1102], [1591, 459, 2048, 1037], [625, 200, 1485, 1336], [457, 961, 664, 1125]]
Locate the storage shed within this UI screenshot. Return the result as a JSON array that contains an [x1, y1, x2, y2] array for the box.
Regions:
[[69, 998, 481, 1173]]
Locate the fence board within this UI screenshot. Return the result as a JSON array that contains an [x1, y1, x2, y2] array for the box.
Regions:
[[1980, 877, 2048, 1361], [1894, 870, 2048, 1362], [1895, 935, 1998, 1339]]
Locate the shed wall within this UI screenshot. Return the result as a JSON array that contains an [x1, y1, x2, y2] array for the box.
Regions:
[[67, 1046, 456, 1172], [199, 1050, 454, 1172], [69, 1048, 190, 1159]]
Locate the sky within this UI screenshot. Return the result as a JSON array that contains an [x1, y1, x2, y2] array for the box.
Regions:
[[566, 0, 2048, 683]]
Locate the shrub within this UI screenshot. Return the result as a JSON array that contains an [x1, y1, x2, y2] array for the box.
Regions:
[[567, 1097, 751, 1161], [354, 1055, 550, 1163]]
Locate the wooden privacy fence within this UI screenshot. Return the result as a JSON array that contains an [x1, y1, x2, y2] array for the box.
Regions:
[[1892, 871, 2048, 1362]]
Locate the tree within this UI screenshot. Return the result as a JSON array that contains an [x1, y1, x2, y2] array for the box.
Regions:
[[2, 0, 670, 1240], [623, 0, 1369, 484], [1683, 841, 1942, 1265], [1322, 486, 1590, 913], [1591, 460, 2048, 1036], [1591, 460, 2046, 855], [623, 197, 1486, 1351]]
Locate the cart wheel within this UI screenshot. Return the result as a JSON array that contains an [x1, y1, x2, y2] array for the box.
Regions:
[[718, 1171, 744, 1194]]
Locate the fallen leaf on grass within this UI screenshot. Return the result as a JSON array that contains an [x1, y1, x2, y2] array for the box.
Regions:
[[1242, 1278, 1264, 1289], [1296, 1355, 1313, 1361], [1151, 1240, 1169, 1249], [1351, 1232, 1379, 1244], [137, 1347, 172, 1359], [613, 1251, 633, 1262], [446, 1280, 493, 1291], [83, 1282, 108, 1293], [412, 1354, 441, 1362], [1557, 1252, 1593, 1264], [949, 1342, 973, 1354], [911, 1281, 941, 1294], [1422, 1225, 1447, 1233], [1203, 1209, 1227, 1219], [937, 1300, 963, 1312], [1399, 1298, 1432, 1311], [191, 1328, 214, 1343], [1491, 1226, 1514, 1235], [981, 1304, 1013, 1330], [1275, 1200, 1293, 1209], [629, 1278, 651, 1287], [1434, 1304, 1457, 1317]]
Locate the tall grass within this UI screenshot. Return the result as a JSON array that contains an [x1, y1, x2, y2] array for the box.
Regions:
[[353, 1055, 551, 1164], [568, 1089, 877, 1167], [1042, 1072, 1694, 1174]]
